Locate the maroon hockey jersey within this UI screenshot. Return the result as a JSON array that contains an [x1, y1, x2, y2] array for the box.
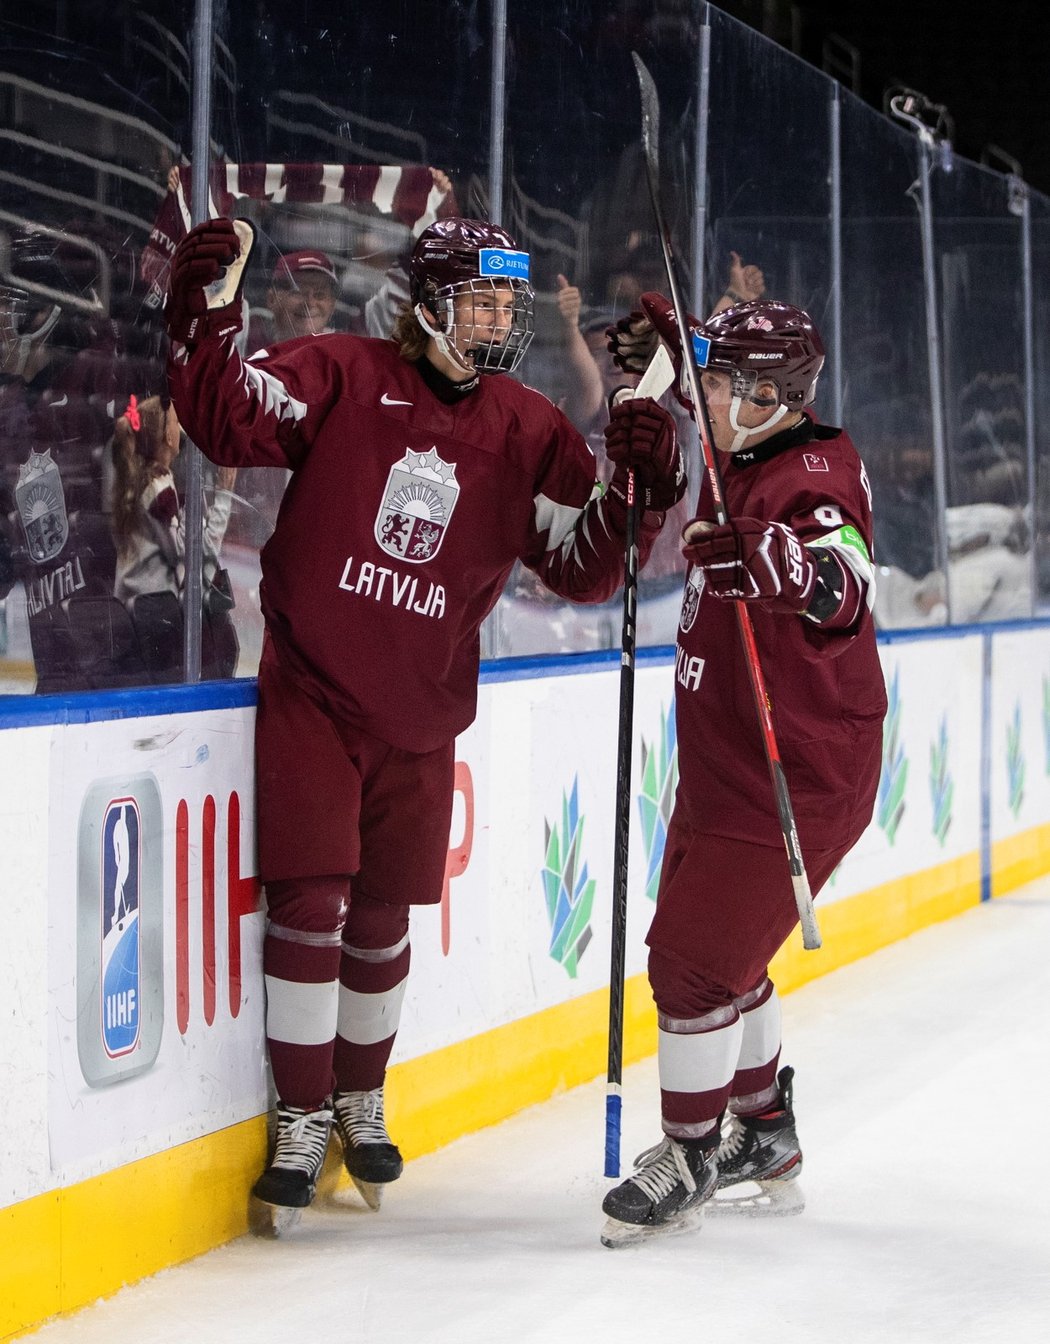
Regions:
[[674, 420, 887, 853], [168, 332, 663, 750]]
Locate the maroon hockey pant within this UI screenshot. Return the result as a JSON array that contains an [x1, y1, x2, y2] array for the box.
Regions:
[[647, 826, 845, 1135], [254, 641, 455, 1109]]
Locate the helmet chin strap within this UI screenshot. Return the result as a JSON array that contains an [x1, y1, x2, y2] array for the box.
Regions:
[[727, 396, 790, 453], [414, 301, 476, 377]]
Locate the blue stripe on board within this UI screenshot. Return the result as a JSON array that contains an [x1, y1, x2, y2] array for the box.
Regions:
[[0, 679, 256, 730], [4, 617, 1050, 730]]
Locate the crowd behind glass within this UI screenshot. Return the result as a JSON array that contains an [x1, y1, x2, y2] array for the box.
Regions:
[[1, 1, 1046, 696]]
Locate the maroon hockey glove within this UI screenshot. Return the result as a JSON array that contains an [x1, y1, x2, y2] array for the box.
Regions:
[[165, 218, 251, 347], [604, 397, 686, 511], [682, 515, 817, 611], [606, 308, 659, 376], [638, 292, 707, 411], [606, 294, 705, 412]]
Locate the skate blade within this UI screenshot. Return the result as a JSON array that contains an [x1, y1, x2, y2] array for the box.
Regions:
[[351, 1175, 385, 1211], [250, 1200, 305, 1237], [204, 219, 255, 308], [600, 1206, 705, 1249], [709, 1179, 805, 1218]]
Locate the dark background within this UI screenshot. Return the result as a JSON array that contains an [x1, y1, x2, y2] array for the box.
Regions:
[[723, 0, 1050, 193]]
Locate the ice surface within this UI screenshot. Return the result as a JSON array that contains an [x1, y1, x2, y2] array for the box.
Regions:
[[32, 885, 1050, 1344]]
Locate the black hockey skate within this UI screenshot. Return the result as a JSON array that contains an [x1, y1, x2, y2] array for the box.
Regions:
[[252, 1101, 333, 1235], [600, 1135, 717, 1247], [712, 1065, 804, 1217], [332, 1087, 404, 1210]]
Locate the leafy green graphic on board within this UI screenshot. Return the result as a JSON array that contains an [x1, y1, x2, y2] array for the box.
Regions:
[[1006, 701, 1025, 819], [638, 701, 678, 903], [877, 665, 908, 844], [929, 714, 953, 845], [541, 777, 595, 978]]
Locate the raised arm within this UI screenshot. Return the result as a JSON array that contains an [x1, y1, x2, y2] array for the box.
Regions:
[[165, 219, 339, 470]]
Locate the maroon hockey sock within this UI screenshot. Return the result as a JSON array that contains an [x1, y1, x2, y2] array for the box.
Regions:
[[263, 875, 350, 1108], [333, 895, 411, 1093]]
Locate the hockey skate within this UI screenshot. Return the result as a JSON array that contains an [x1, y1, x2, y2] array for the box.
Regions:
[[332, 1087, 404, 1210], [251, 1101, 333, 1236], [600, 1135, 717, 1248], [711, 1065, 804, 1217]]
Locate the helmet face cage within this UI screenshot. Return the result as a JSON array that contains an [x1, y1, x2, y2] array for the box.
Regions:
[[410, 218, 535, 375], [427, 276, 534, 374], [702, 301, 824, 410]]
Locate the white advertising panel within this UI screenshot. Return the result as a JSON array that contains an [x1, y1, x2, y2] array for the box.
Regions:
[[1, 622, 1042, 1210], [990, 627, 1050, 837], [47, 708, 267, 1185], [831, 634, 984, 900]]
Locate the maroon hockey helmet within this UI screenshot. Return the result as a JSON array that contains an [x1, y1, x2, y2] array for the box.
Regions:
[[700, 300, 825, 410], [409, 217, 534, 374]]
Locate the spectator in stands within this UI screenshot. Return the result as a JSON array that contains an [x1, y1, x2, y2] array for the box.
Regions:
[[267, 250, 340, 341], [110, 393, 238, 679], [709, 250, 766, 317]]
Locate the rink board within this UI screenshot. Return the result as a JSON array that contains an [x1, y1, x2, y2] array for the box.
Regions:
[[3, 622, 1050, 1339]]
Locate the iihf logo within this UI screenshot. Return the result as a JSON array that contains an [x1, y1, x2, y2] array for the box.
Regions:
[[77, 774, 163, 1087], [374, 446, 460, 563], [100, 799, 142, 1058]]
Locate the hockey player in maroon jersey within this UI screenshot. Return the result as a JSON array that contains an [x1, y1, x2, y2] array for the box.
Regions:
[[163, 215, 685, 1230], [600, 295, 887, 1245]]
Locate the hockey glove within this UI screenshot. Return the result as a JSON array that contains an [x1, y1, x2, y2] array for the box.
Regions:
[[604, 397, 686, 511], [606, 308, 659, 376], [165, 218, 255, 347], [637, 292, 709, 412], [682, 515, 817, 612]]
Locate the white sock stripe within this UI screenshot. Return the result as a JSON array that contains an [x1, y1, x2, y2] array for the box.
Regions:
[[264, 975, 339, 1047], [733, 978, 771, 1013], [734, 984, 782, 1074], [268, 923, 343, 948], [729, 1083, 779, 1116], [657, 1003, 738, 1034], [336, 979, 408, 1046], [663, 1117, 719, 1141], [340, 931, 410, 963], [658, 1016, 744, 1096]]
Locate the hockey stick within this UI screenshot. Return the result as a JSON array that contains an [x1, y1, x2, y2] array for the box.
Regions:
[[605, 343, 675, 1178], [631, 52, 822, 951]]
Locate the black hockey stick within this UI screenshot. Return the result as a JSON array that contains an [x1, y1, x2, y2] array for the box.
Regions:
[[605, 345, 675, 1178], [631, 52, 822, 951]]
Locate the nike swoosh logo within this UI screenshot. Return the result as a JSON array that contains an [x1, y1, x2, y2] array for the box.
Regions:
[[51, 394, 68, 408], [380, 393, 413, 407]]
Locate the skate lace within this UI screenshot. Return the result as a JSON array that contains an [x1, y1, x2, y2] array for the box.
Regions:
[[272, 1105, 332, 1175], [334, 1088, 392, 1145], [627, 1137, 697, 1201], [717, 1114, 747, 1164]]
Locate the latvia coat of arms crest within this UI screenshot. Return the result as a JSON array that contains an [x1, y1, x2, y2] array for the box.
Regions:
[[679, 564, 705, 633], [374, 446, 459, 563], [15, 449, 68, 564]]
